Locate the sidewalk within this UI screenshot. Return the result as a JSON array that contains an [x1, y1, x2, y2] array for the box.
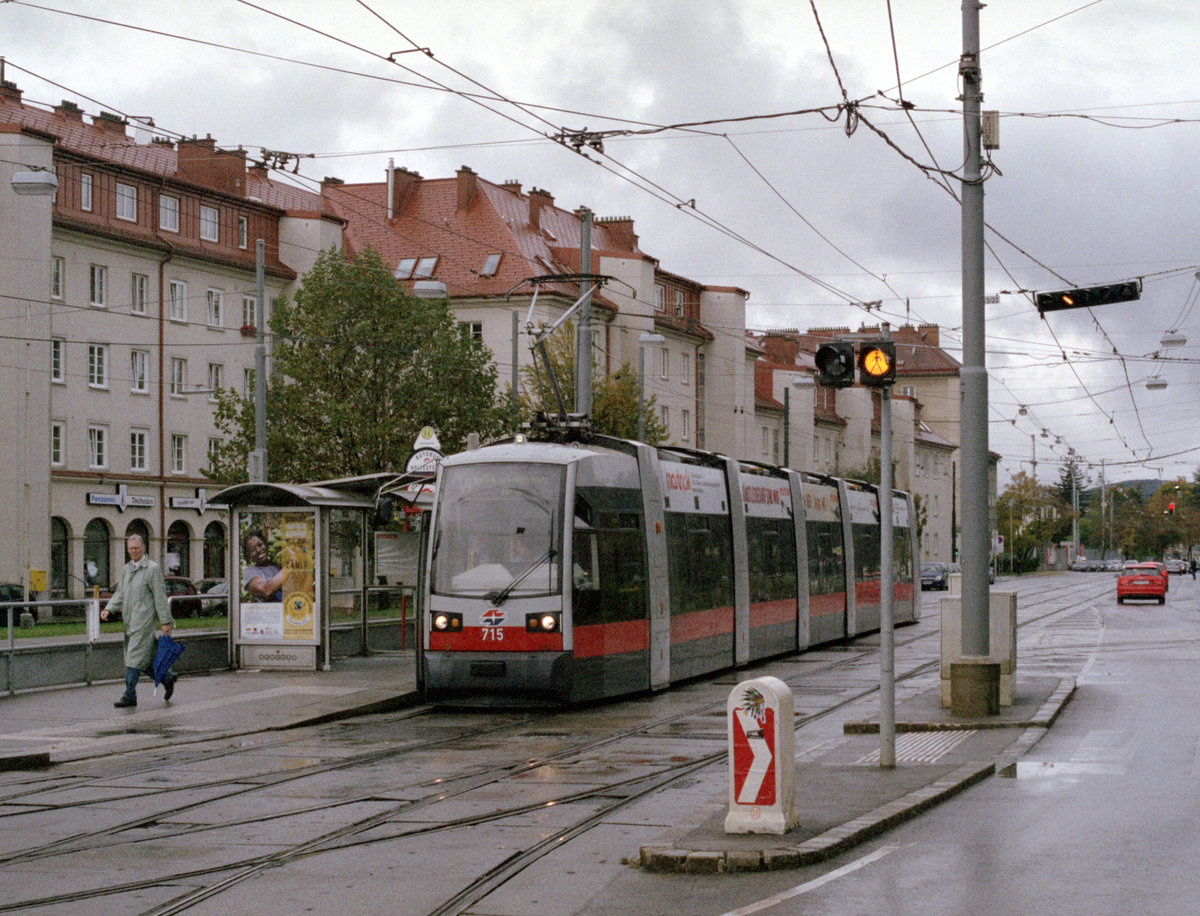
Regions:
[[637, 674, 1075, 873], [0, 651, 421, 768]]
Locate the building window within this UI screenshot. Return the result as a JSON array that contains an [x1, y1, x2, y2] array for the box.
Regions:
[[207, 437, 222, 467], [674, 289, 684, 317], [170, 357, 187, 397], [661, 405, 669, 435], [171, 434, 187, 474], [394, 257, 416, 279], [681, 352, 689, 385], [130, 349, 149, 393], [131, 273, 148, 315], [87, 344, 108, 388], [51, 256, 64, 300], [206, 288, 223, 328], [461, 320, 482, 341], [243, 368, 254, 397], [659, 347, 669, 380], [654, 285, 665, 312], [88, 425, 108, 469], [762, 427, 769, 457], [772, 428, 780, 464], [50, 421, 64, 467], [51, 339, 64, 384], [80, 172, 93, 211], [241, 295, 257, 329], [681, 408, 690, 440], [207, 363, 223, 401], [238, 216, 248, 249], [89, 264, 107, 307], [414, 256, 438, 278], [130, 429, 147, 472], [199, 205, 219, 242], [481, 253, 501, 277], [159, 194, 179, 232], [168, 280, 187, 322], [116, 182, 137, 222]]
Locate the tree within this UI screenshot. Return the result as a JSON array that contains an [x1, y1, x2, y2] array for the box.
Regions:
[[205, 248, 514, 483], [519, 319, 667, 443], [996, 471, 1060, 573]]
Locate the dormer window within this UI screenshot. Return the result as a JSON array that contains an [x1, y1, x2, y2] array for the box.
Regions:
[[481, 253, 501, 277], [414, 256, 439, 278], [654, 284, 665, 312], [674, 289, 684, 317], [394, 258, 417, 279]]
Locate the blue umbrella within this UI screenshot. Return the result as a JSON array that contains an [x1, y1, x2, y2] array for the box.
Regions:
[[152, 633, 185, 694]]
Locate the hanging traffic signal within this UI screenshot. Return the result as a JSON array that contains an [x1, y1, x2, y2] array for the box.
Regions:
[[815, 341, 856, 388], [1035, 281, 1140, 314], [858, 340, 897, 388]]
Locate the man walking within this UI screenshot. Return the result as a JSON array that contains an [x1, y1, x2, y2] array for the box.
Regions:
[[100, 535, 176, 708]]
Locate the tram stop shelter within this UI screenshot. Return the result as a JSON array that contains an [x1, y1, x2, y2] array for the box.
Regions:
[[212, 473, 430, 671]]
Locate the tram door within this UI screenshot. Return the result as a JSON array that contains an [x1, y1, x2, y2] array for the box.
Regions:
[[802, 474, 847, 644]]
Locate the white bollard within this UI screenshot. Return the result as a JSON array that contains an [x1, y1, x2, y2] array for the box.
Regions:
[[724, 675, 796, 834]]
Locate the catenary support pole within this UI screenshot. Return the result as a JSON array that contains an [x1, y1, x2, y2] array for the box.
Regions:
[[252, 239, 267, 482], [959, 0, 991, 665], [576, 207, 593, 417]]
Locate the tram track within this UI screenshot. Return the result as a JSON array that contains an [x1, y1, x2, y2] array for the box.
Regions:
[[0, 578, 1111, 914]]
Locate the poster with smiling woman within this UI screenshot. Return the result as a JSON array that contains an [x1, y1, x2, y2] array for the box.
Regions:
[[237, 511, 317, 643]]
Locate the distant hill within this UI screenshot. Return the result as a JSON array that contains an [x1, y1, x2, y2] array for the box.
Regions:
[[1090, 478, 1176, 500]]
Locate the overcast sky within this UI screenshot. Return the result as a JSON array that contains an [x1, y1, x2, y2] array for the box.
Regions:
[[4, 0, 1198, 489]]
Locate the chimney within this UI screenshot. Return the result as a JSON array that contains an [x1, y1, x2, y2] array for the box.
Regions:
[[151, 136, 175, 149], [94, 111, 128, 136], [456, 165, 477, 211], [390, 166, 422, 215], [0, 81, 22, 103], [597, 215, 638, 251], [501, 179, 522, 196], [529, 187, 554, 230], [918, 323, 940, 347], [761, 332, 800, 366], [55, 100, 83, 121], [176, 135, 246, 196]]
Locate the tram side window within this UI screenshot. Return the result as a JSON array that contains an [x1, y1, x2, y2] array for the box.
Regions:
[[807, 521, 845, 597], [664, 513, 734, 614], [852, 523, 882, 581], [746, 516, 797, 602], [572, 511, 647, 626]]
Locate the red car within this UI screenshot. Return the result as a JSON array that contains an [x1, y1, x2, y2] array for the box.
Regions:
[[1117, 563, 1166, 605]]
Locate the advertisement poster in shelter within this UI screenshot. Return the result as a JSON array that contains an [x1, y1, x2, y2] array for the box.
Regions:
[[237, 510, 318, 643]]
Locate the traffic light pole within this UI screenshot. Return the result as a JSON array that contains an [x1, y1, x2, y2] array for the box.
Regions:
[[958, 0, 996, 702], [879, 325, 895, 767]]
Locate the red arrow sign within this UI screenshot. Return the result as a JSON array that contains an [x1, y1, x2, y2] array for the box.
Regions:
[[731, 707, 775, 805]]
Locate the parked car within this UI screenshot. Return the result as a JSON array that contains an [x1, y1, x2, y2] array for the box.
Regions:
[[1116, 562, 1166, 604], [0, 582, 26, 622], [201, 580, 228, 616], [920, 563, 949, 590], [1166, 558, 1187, 575], [100, 575, 203, 618]]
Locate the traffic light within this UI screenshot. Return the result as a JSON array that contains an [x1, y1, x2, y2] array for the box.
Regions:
[[1168, 502, 1176, 515], [1035, 281, 1140, 314], [858, 340, 897, 388], [815, 341, 855, 388]]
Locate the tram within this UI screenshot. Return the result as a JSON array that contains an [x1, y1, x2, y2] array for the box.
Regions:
[[421, 426, 918, 706]]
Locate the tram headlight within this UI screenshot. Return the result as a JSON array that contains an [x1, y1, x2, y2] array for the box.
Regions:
[[526, 612, 560, 633], [432, 613, 462, 632]]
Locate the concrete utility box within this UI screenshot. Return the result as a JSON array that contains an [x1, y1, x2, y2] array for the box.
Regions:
[[725, 676, 796, 835], [940, 591, 1018, 708]]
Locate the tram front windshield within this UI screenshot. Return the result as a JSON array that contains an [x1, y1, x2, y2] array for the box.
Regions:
[[431, 462, 566, 598]]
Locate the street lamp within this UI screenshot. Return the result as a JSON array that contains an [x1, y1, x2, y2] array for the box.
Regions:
[[637, 333, 665, 441], [413, 280, 448, 299], [11, 169, 58, 196]]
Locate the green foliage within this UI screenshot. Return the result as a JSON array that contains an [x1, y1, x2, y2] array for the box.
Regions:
[[518, 319, 667, 443], [205, 248, 514, 483]]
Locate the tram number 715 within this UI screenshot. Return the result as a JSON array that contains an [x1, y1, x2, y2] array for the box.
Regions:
[[482, 626, 504, 641]]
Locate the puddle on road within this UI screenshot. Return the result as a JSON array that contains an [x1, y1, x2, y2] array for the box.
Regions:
[[999, 761, 1064, 778]]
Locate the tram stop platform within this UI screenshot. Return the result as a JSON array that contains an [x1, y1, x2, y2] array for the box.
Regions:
[[0, 652, 421, 768], [637, 675, 1076, 873]]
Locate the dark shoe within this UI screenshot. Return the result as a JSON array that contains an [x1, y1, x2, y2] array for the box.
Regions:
[[114, 696, 137, 708], [163, 675, 176, 702]]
